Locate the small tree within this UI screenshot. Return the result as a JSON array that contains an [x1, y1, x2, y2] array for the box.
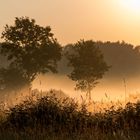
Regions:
[[0, 17, 62, 87], [66, 40, 109, 101]]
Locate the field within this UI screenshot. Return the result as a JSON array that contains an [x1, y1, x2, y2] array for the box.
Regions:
[[0, 90, 139, 140]]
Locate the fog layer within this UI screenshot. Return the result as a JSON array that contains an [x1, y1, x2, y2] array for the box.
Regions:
[[33, 41, 140, 101]]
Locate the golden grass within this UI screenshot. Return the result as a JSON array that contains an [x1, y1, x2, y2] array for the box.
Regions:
[[0, 90, 139, 140]]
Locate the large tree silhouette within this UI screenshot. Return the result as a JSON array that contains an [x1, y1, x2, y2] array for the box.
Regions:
[[66, 40, 109, 101], [0, 17, 62, 90]]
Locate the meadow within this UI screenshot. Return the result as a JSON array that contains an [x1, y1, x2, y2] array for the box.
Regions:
[[0, 90, 139, 140]]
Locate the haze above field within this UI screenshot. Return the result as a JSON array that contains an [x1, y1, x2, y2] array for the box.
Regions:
[[0, 0, 140, 45]]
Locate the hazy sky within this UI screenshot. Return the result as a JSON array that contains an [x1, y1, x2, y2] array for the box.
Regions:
[[0, 0, 140, 45]]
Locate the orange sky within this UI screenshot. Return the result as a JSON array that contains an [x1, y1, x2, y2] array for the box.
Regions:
[[0, 0, 140, 46]]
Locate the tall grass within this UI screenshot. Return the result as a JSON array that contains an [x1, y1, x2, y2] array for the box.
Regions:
[[0, 90, 140, 140]]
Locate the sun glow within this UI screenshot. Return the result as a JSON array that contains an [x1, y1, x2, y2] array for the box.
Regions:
[[119, 0, 140, 13]]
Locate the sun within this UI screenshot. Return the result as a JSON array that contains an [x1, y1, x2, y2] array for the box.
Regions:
[[120, 0, 140, 12]]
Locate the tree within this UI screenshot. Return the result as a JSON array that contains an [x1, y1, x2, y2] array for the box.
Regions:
[[0, 17, 62, 87], [66, 40, 109, 101]]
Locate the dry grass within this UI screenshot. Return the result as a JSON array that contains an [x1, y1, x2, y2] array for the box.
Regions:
[[0, 90, 139, 140]]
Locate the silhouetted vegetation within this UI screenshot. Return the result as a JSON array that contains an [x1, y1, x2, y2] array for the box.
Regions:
[[97, 41, 140, 78], [0, 66, 30, 92], [66, 40, 109, 101], [0, 17, 140, 139], [0, 17, 62, 91], [64, 41, 140, 79], [0, 90, 139, 140]]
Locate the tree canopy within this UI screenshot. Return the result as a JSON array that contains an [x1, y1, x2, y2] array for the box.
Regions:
[[0, 17, 62, 91], [66, 40, 109, 101]]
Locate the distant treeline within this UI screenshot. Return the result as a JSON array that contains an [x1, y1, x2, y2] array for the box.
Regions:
[[59, 41, 140, 78], [1, 40, 140, 78]]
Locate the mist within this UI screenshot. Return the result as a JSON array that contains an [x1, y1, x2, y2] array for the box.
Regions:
[[32, 72, 140, 102], [1, 41, 140, 102], [32, 41, 140, 101]]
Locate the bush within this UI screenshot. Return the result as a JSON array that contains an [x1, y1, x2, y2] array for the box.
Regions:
[[0, 90, 140, 139]]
